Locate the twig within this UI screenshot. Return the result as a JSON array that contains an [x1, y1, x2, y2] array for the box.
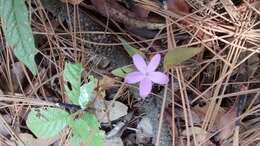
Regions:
[[171, 69, 175, 146], [155, 84, 168, 146]]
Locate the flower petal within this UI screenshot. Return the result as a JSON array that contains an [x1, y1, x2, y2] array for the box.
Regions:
[[147, 54, 161, 72], [133, 54, 147, 73], [148, 72, 169, 85], [139, 78, 152, 98], [125, 71, 145, 84]]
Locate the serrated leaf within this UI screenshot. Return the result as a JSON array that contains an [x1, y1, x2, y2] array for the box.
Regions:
[[79, 77, 97, 109], [69, 113, 105, 146], [26, 107, 69, 139], [64, 63, 82, 104], [118, 37, 145, 57], [111, 64, 135, 78], [0, 0, 38, 75], [164, 47, 202, 69]]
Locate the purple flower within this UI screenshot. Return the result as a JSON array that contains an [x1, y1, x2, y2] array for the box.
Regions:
[[125, 54, 169, 98]]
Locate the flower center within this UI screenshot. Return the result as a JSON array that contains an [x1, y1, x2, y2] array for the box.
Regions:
[[144, 72, 149, 76]]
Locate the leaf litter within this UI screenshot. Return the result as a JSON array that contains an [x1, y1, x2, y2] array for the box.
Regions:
[[0, 0, 259, 146]]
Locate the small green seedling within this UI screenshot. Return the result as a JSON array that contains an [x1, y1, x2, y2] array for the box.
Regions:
[[26, 63, 104, 146]]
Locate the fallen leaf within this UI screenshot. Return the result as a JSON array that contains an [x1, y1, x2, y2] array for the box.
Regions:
[[11, 133, 58, 146], [132, 4, 150, 18], [192, 102, 225, 129], [164, 47, 202, 69], [182, 127, 215, 146], [94, 76, 117, 98], [137, 117, 153, 137], [167, 0, 189, 14], [105, 137, 124, 146], [170, 107, 202, 125], [98, 76, 117, 90], [3, 62, 25, 92], [182, 127, 207, 140], [90, 0, 163, 29], [95, 99, 128, 123], [136, 117, 153, 144], [217, 106, 236, 143]]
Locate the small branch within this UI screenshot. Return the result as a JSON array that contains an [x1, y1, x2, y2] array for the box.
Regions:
[[155, 84, 168, 146], [90, 0, 164, 30]]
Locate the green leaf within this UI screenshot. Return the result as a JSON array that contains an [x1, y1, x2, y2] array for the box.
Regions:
[[64, 63, 82, 87], [118, 37, 145, 57], [26, 107, 69, 139], [69, 113, 105, 146], [64, 63, 83, 104], [78, 77, 97, 109], [0, 0, 38, 75], [164, 47, 202, 69], [111, 64, 135, 78], [65, 85, 80, 105], [69, 132, 81, 146]]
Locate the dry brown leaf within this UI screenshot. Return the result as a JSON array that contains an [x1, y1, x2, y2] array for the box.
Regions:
[[11, 62, 25, 92], [95, 99, 128, 123], [132, 4, 150, 18], [99, 76, 117, 90], [94, 76, 117, 98], [10, 133, 58, 146], [167, 0, 189, 14], [182, 127, 216, 146], [193, 103, 225, 127], [190, 127, 208, 142], [217, 106, 236, 143]]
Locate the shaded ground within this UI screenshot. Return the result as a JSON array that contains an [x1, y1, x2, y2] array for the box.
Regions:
[[0, 0, 259, 146]]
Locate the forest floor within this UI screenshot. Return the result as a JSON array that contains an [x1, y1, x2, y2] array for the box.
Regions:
[[0, 0, 259, 146]]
